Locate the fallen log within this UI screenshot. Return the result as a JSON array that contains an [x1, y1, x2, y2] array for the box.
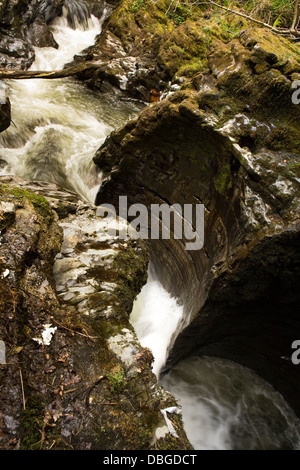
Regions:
[[0, 62, 102, 80]]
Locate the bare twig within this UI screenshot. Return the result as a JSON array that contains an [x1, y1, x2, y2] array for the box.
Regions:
[[52, 319, 97, 341], [48, 440, 56, 450], [19, 368, 26, 410], [291, 0, 300, 32]]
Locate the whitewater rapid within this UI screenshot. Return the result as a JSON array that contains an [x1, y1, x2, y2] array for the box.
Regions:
[[130, 267, 300, 450], [0, 11, 141, 203]]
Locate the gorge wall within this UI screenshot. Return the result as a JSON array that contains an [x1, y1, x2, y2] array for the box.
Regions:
[[92, 1, 300, 417]]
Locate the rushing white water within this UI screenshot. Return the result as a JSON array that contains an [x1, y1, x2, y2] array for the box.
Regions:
[[130, 272, 183, 377], [130, 278, 300, 450], [160, 356, 300, 450], [0, 11, 142, 203]]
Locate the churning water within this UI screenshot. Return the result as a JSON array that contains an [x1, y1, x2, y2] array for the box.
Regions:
[[130, 274, 300, 450], [0, 11, 141, 203], [130, 272, 183, 377], [1, 6, 299, 451], [160, 356, 300, 450]]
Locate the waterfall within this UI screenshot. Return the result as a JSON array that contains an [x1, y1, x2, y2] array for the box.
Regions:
[[130, 268, 183, 377], [130, 273, 300, 450], [0, 7, 141, 203]]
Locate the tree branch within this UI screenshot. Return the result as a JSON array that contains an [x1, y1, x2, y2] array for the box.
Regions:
[[207, 0, 280, 32], [0, 62, 101, 80], [291, 0, 299, 32]]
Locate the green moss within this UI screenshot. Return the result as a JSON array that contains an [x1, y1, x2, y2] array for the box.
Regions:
[[214, 162, 231, 193], [0, 184, 53, 220], [20, 395, 45, 450], [107, 367, 126, 395], [112, 240, 149, 313], [157, 20, 208, 77], [178, 57, 206, 77]]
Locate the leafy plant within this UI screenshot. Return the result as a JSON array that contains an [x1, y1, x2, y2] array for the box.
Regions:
[[131, 0, 147, 13], [167, 2, 192, 25], [107, 368, 125, 395]]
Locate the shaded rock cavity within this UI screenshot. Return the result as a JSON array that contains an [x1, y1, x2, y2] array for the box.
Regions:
[[93, 84, 300, 417], [0, 83, 11, 133]]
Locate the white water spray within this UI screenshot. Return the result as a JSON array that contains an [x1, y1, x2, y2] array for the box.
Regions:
[[130, 274, 300, 450], [0, 10, 141, 203], [130, 272, 183, 377], [160, 356, 300, 450]]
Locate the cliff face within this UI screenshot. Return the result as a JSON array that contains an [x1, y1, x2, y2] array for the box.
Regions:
[[93, 3, 300, 417], [0, 176, 191, 450]]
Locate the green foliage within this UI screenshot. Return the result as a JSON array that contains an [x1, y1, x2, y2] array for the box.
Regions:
[[242, 0, 295, 29], [107, 368, 125, 394], [164, 0, 295, 30], [130, 0, 147, 13], [167, 3, 192, 25]]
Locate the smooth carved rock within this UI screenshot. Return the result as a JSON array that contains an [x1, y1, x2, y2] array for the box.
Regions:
[[93, 75, 300, 417]]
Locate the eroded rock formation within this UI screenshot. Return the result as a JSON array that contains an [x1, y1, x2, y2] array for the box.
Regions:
[[93, 22, 300, 416], [0, 176, 191, 450]]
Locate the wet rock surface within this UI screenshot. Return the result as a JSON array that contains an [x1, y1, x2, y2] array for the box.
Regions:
[[93, 33, 300, 416], [0, 175, 191, 450], [0, 0, 59, 69], [0, 0, 109, 70], [0, 82, 10, 132]]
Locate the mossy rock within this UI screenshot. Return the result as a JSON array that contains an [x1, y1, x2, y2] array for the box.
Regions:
[[240, 28, 300, 74]]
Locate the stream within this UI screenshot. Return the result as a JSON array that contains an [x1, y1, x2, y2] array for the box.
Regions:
[[0, 6, 299, 451], [0, 11, 141, 203]]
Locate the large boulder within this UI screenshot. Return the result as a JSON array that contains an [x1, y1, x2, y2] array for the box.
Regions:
[[93, 25, 300, 416]]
